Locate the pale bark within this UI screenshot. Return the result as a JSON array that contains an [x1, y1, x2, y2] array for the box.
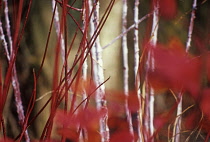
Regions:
[[145, 0, 159, 140], [89, 0, 109, 141], [102, 13, 152, 49], [122, 0, 134, 138], [51, 0, 65, 63], [173, 0, 197, 142]]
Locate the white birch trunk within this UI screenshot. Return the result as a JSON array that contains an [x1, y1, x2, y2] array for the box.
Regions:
[[173, 0, 197, 142], [133, 0, 143, 141], [89, 0, 109, 141], [122, 0, 135, 138], [145, 0, 159, 140]]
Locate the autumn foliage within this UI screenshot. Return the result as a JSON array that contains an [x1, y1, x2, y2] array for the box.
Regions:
[[147, 39, 201, 98], [145, 38, 210, 139], [158, 0, 177, 19]]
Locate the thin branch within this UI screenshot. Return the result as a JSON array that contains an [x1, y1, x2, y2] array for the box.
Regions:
[[4, 0, 13, 54], [80, 1, 89, 141], [173, 1, 197, 142], [145, 0, 159, 141], [55, 0, 82, 12], [122, 0, 129, 96], [82, 0, 89, 105], [172, 93, 183, 142], [102, 13, 152, 49], [89, 0, 110, 141], [2, 2, 31, 140], [52, 0, 66, 62], [133, 0, 143, 141], [121, 0, 134, 139], [186, 0, 197, 52], [134, 1, 140, 79]]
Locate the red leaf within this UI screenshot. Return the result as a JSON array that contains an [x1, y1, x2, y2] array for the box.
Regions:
[[55, 108, 104, 141], [206, 53, 210, 81], [77, 107, 105, 130], [87, 131, 101, 142], [200, 116, 210, 133], [55, 107, 105, 130], [0, 138, 14, 142], [158, 0, 177, 20], [57, 128, 79, 141], [184, 109, 201, 130], [200, 89, 210, 120], [110, 130, 134, 142], [71, 78, 96, 96], [108, 116, 129, 132], [55, 110, 78, 129], [154, 114, 168, 129], [127, 91, 140, 112], [147, 42, 201, 98], [106, 91, 126, 117]]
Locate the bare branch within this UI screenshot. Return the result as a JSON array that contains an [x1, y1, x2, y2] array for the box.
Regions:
[[102, 13, 152, 49]]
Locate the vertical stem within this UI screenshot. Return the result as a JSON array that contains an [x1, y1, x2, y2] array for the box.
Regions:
[[12, 71, 30, 142], [172, 94, 183, 142], [122, 0, 129, 97], [2, 1, 30, 141], [133, 0, 143, 141], [134, 1, 140, 82], [173, 0, 197, 142], [89, 0, 109, 141], [42, 1, 66, 139], [82, 0, 88, 104], [186, 0, 197, 52], [52, 0, 68, 113], [80, 1, 89, 141], [145, 0, 159, 141], [0, 20, 10, 60], [4, 0, 13, 54], [122, 0, 134, 138], [150, 0, 159, 138], [52, 0, 66, 63], [150, 1, 159, 46]]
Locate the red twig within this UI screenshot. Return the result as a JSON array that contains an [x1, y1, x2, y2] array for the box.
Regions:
[[56, 0, 82, 12]]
